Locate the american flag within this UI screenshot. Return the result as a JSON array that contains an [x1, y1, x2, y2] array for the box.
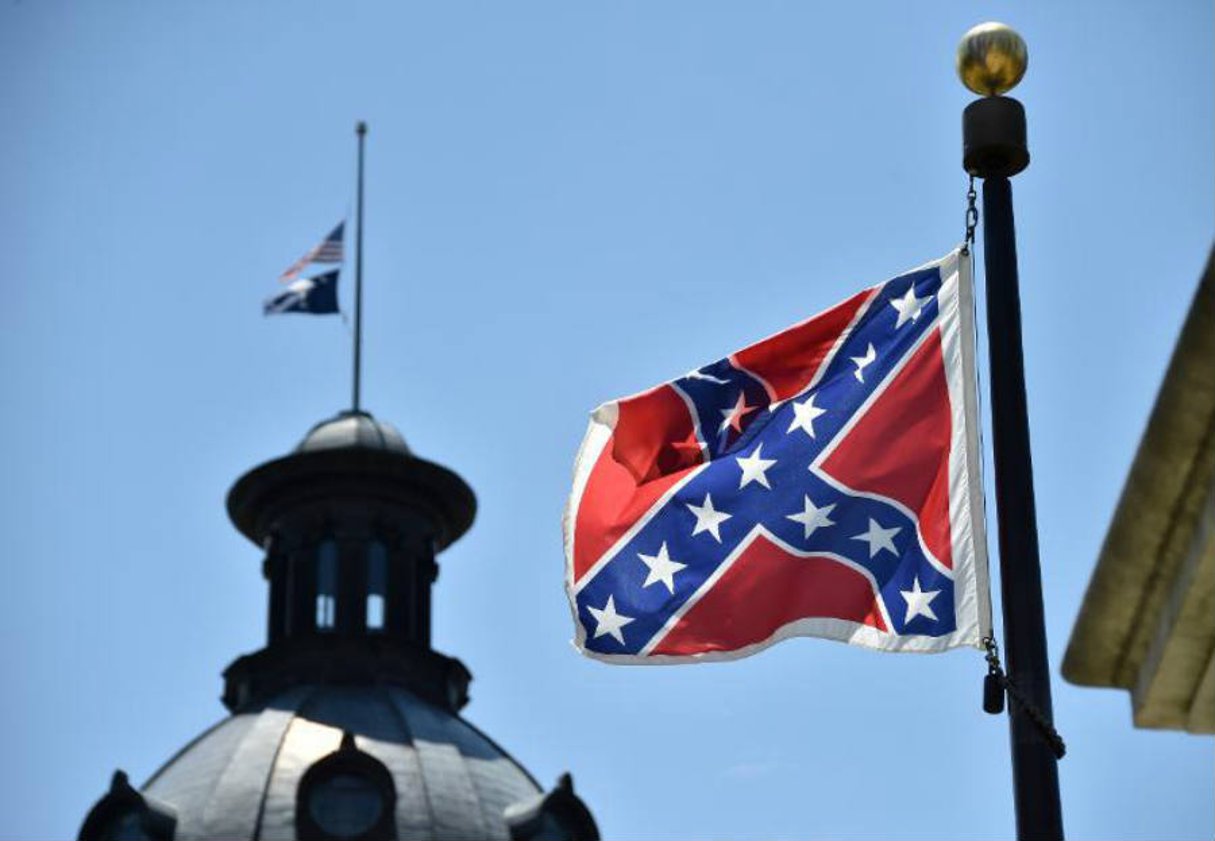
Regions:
[[564, 249, 991, 662], [278, 222, 345, 284]]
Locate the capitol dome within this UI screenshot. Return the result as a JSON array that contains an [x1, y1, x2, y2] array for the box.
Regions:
[[136, 683, 541, 839], [79, 411, 598, 841]]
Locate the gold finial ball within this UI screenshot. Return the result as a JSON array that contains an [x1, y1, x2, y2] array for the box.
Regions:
[[957, 22, 1028, 96]]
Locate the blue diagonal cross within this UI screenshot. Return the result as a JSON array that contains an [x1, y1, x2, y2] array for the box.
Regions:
[[576, 267, 954, 654]]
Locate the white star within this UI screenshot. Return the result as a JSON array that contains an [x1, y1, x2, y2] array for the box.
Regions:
[[686, 493, 732, 542], [587, 595, 635, 645], [890, 285, 930, 328], [638, 542, 687, 594], [787, 394, 827, 438], [786, 495, 837, 540], [851, 342, 876, 383], [851, 517, 901, 558], [735, 443, 777, 489], [719, 391, 759, 435], [900, 576, 941, 624]]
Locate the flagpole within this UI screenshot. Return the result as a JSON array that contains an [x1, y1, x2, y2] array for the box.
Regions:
[[353, 121, 366, 413], [958, 25, 1064, 840]]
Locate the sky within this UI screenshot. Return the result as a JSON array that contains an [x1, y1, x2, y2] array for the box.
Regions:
[[1, 2, 1211, 839]]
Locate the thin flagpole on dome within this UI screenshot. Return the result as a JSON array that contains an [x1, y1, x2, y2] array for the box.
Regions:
[[352, 121, 367, 413]]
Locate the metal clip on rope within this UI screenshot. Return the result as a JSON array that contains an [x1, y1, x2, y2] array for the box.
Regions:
[[962, 176, 979, 255]]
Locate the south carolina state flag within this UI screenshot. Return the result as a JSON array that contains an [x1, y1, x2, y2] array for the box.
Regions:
[[564, 248, 991, 662]]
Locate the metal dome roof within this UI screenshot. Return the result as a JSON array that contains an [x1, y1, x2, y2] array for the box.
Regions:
[[296, 410, 411, 455], [140, 683, 541, 840]]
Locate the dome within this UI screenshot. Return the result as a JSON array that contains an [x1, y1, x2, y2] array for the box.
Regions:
[[139, 683, 541, 839], [296, 411, 411, 455], [82, 404, 599, 841]]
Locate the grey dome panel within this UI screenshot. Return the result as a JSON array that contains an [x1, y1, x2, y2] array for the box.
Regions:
[[140, 684, 541, 840], [362, 731, 434, 841], [142, 714, 258, 839], [201, 686, 310, 839], [391, 693, 536, 840], [258, 714, 340, 840]]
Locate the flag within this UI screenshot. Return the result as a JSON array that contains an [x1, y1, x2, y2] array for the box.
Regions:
[[563, 248, 991, 663], [278, 221, 345, 284], [263, 270, 339, 315]]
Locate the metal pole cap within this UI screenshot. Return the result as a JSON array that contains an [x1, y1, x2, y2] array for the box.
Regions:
[[963, 95, 1029, 178]]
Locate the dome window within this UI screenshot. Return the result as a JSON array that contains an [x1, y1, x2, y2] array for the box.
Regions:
[[366, 541, 388, 631], [316, 540, 339, 630], [297, 731, 397, 841], [78, 770, 176, 841]]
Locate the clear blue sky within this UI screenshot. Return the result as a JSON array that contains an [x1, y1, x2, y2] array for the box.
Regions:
[[2, 2, 1211, 838]]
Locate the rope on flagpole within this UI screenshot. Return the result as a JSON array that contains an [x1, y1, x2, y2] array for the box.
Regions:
[[965, 169, 1063, 760], [982, 635, 1067, 759]]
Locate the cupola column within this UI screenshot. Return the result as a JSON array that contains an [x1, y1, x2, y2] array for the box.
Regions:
[[264, 546, 288, 645], [336, 534, 369, 635]]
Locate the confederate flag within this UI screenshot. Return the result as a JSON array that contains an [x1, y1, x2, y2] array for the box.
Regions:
[[564, 248, 991, 663]]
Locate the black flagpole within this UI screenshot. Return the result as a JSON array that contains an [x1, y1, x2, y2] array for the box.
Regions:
[[353, 121, 367, 413], [959, 26, 1064, 840]]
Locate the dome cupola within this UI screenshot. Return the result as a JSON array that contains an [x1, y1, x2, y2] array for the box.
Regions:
[[222, 409, 477, 713], [80, 410, 599, 840]]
